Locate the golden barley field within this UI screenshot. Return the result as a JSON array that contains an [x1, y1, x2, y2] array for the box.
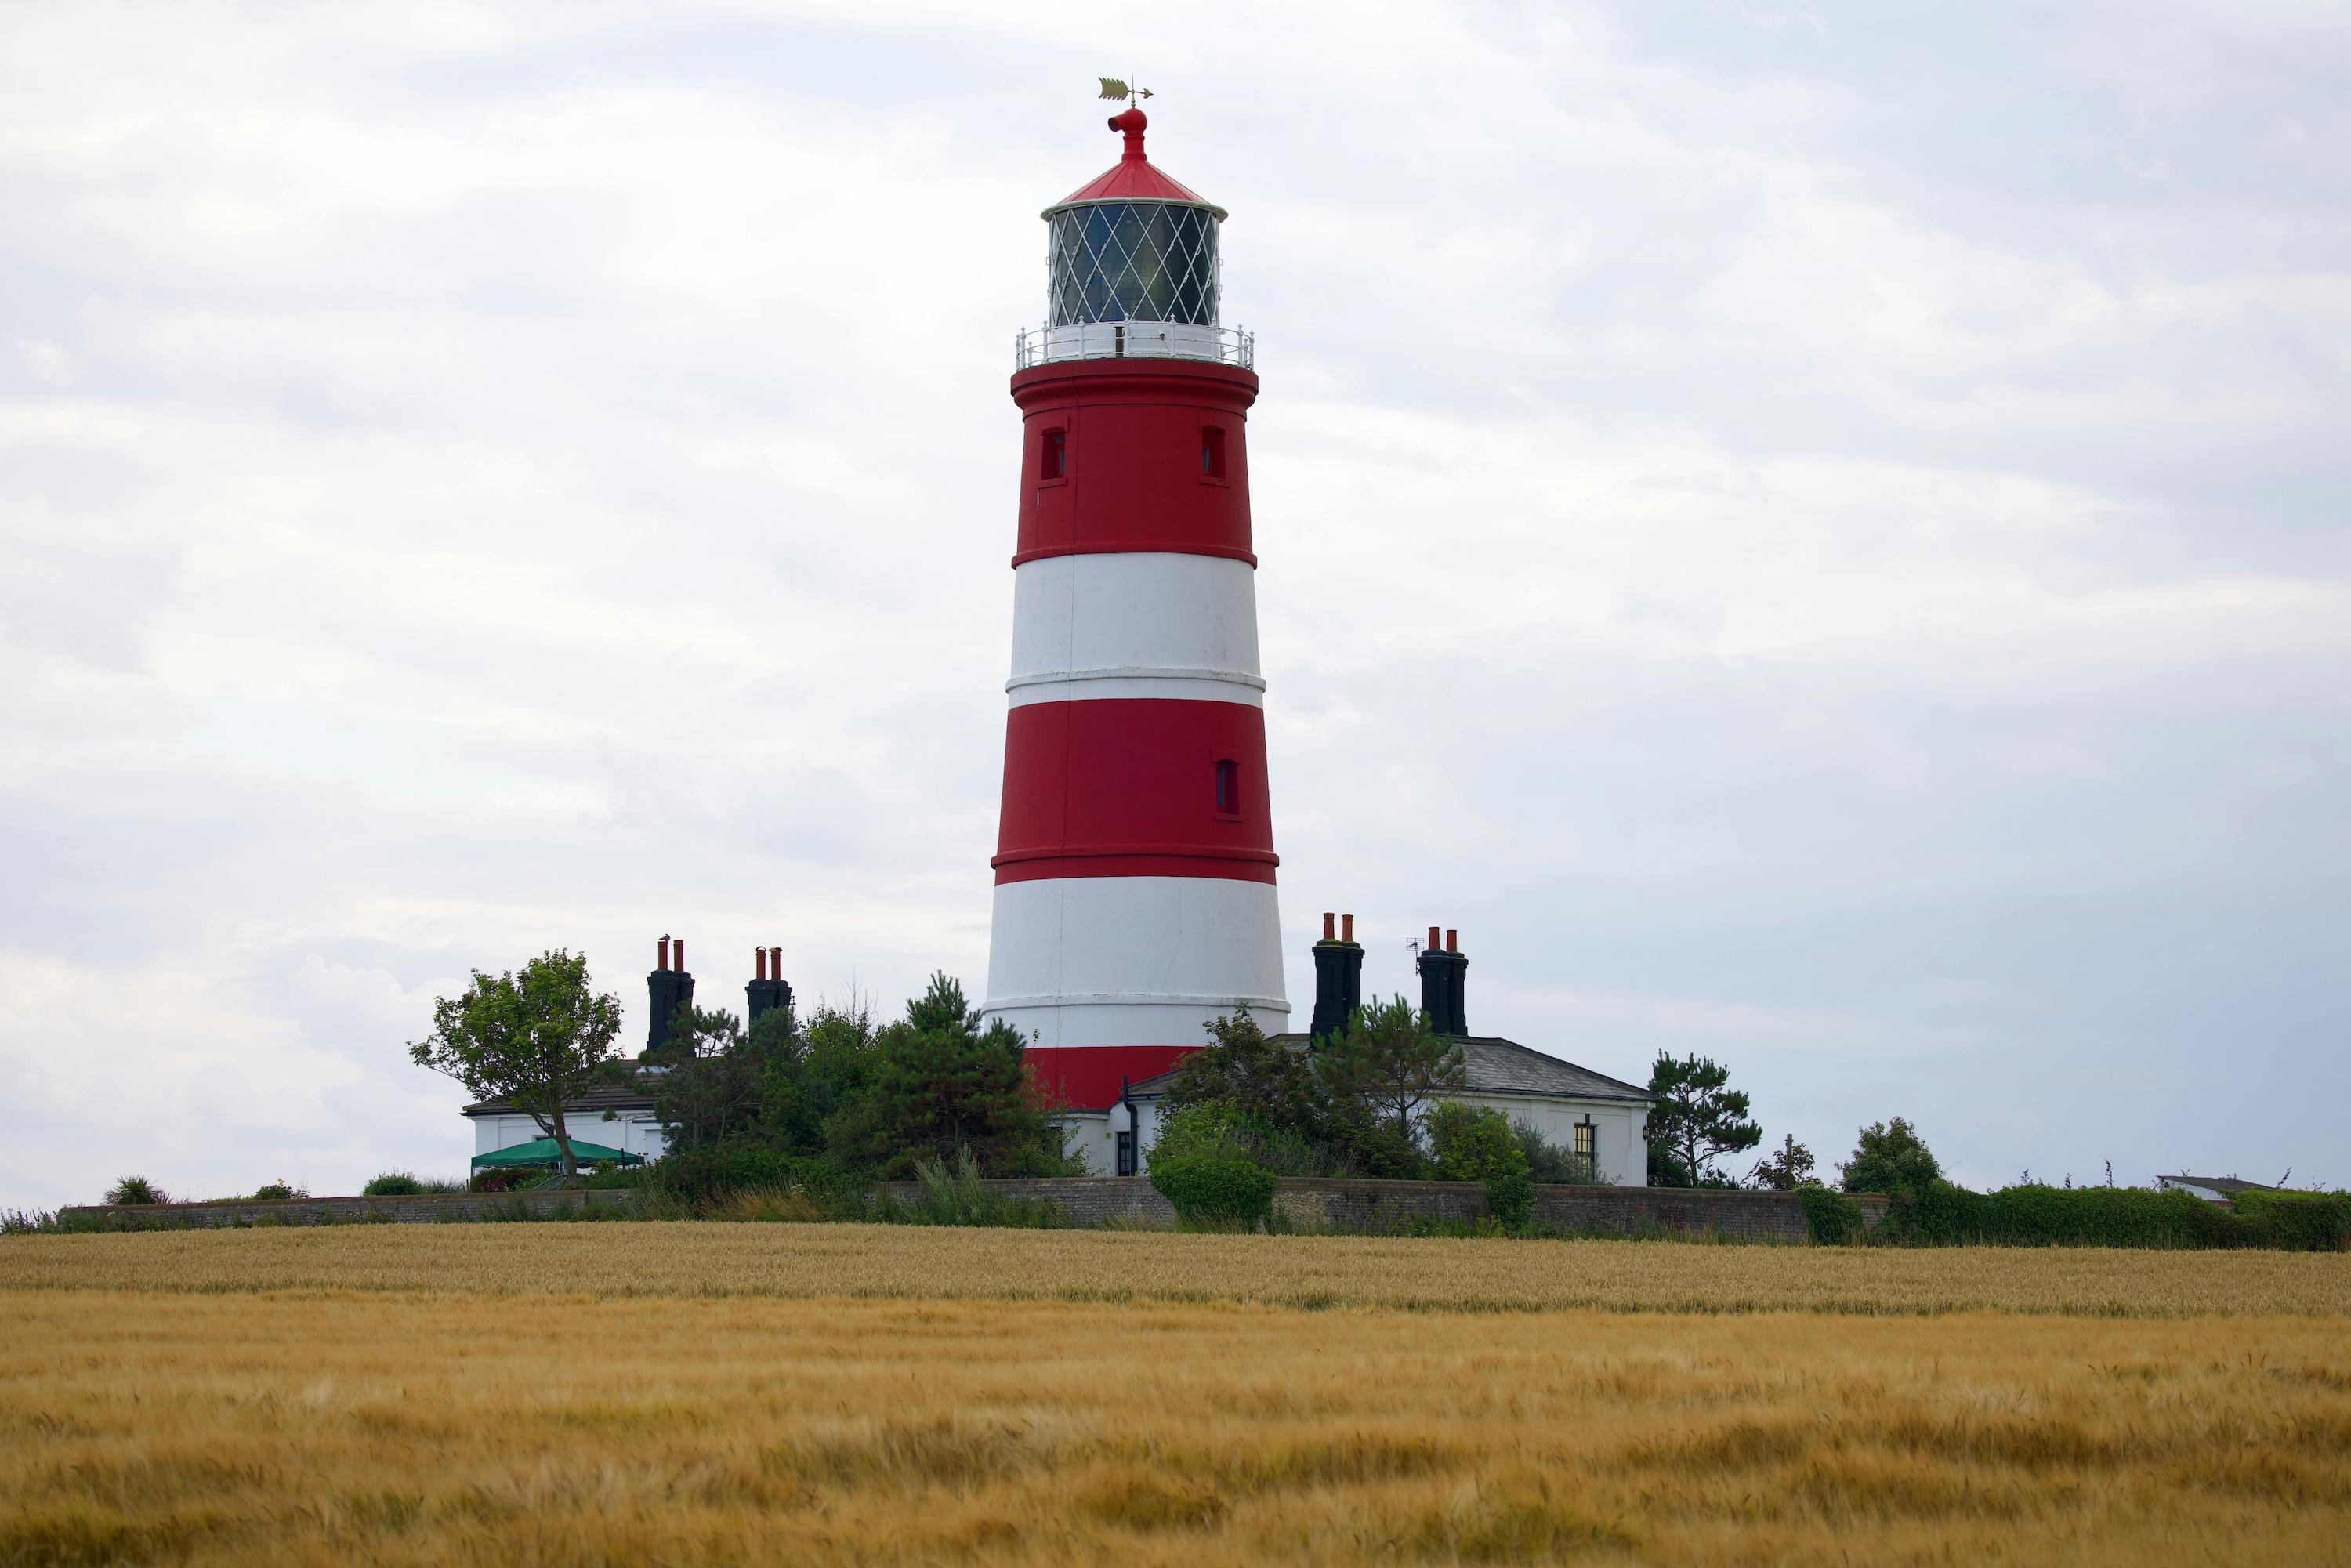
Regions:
[[4, 1226, 2349, 1566]]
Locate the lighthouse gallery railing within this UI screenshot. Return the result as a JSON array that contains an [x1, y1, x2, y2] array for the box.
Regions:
[[1015, 322, 1255, 371]]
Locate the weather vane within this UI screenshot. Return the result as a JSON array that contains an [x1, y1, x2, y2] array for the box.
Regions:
[[1097, 76, 1153, 107]]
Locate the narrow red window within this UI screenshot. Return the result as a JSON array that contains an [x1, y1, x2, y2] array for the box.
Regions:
[[1200, 425, 1226, 480], [1042, 427, 1067, 480], [1214, 758, 1239, 817]]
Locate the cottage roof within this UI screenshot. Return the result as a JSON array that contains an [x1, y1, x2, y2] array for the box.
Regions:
[[2159, 1174, 2273, 1195], [461, 1074, 662, 1119]]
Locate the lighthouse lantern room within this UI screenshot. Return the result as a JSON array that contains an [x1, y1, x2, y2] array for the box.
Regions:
[[983, 105, 1288, 1116]]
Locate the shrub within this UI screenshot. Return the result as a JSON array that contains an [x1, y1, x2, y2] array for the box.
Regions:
[[1882, 1180, 2248, 1248], [2233, 1190, 2351, 1251], [250, 1180, 308, 1201], [361, 1171, 469, 1196], [1838, 1117, 1940, 1197], [1515, 1122, 1598, 1186], [887, 1148, 1063, 1228], [649, 1145, 856, 1212], [1150, 1155, 1277, 1229], [1797, 1184, 1866, 1244], [1147, 1101, 1255, 1169], [104, 1175, 168, 1206], [1429, 1103, 1535, 1226]]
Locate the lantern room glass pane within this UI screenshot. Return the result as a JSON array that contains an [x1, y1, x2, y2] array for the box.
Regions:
[[1049, 202, 1220, 328]]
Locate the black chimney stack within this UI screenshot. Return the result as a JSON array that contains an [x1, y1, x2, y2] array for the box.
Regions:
[[645, 932, 695, 1057], [746, 945, 794, 1033], [1416, 925, 1469, 1036], [1310, 912, 1364, 1040]]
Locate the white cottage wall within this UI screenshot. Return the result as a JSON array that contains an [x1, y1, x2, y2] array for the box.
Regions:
[[469, 1113, 667, 1162]]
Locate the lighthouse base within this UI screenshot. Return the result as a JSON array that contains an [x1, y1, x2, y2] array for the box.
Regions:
[[1023, 1044, 1195, 1115]]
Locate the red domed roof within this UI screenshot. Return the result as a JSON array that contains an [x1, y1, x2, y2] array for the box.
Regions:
[[1043, 107, 1228, 220]]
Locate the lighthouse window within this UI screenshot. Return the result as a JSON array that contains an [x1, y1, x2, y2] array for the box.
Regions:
[[1041, 427, 1067, 480], [1214, 758, 1239, 817], [1048, 202, 1220, 327], [1200, 426, 1226, 480]]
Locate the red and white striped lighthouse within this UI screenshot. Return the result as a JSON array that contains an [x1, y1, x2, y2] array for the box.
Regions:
[[982, 106, 1288, 1110]]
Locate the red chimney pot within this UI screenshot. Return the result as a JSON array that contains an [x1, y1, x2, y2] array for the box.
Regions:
[[657, 935, 670, 972], [1427, 925, 1440, 951], [1446, 929, 1458, 953], [673, 939, 685, 971], [1342, 913, 1354, 943], [1321, 911, 1335, 940]]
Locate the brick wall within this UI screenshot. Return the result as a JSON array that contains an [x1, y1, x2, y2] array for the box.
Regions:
[[874, 1177, 1887, 1241], [870, 1175, 1176, 1226], [58, 1190, 640, 1228], [66, 1180, 1887, 1240]]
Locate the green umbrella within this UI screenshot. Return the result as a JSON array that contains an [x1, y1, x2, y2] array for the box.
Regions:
[[470, 1137, 645, 1169]]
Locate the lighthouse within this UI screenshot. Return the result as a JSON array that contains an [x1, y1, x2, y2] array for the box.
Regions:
[[981, 104, 1288, 1111]]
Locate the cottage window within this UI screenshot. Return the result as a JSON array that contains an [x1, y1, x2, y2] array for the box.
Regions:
[[1115, 1130, 1137, 1177]]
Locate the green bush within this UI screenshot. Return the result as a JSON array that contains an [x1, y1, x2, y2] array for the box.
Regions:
[[1147, 1101, 1255, 1169], [250, 1180, 308, 1201], [883, 1148, 1063, 1228], [1883, 1181, 2256, 1248], [1429, 1103, 1535, 1226], [1797, 1184, 1866, 1244], [649, 1145, 855, 1211], [2233, 1190, 2351, 1251], [361, 1171, 469, 1196], [1150, 1155, 1276, 1229], [104, 1175, 168, 1206]]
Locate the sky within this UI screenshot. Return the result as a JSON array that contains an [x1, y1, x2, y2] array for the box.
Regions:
[[3, 1, 2346, 1208]]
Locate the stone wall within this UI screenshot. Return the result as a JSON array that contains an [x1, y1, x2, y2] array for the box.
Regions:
[[58, 1189, 640, 1229], [875, 1176, 1886, 1241], [1276, 1179, 1887, 1241], [64, 1180, 1887, 1240], [870, 1175, 1176, 1227]]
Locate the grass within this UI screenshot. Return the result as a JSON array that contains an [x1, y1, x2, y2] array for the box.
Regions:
[[2, 1226, 2347, 1565]]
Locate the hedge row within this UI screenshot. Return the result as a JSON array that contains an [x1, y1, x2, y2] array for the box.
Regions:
[[646, 1146, 857, 1209], [1880, 1182, 2350, 1250]]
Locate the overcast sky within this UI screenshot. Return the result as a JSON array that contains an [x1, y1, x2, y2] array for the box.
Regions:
[[4, 2, 2346, 1208]]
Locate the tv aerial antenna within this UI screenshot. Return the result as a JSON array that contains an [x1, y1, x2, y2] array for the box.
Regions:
[[1098, 76, 1154, 107]]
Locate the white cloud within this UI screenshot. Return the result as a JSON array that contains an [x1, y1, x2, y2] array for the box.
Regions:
[[0, 0, 2345, 1207]]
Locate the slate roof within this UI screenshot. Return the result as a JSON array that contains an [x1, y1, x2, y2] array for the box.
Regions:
[[462, 1074, 663, 1118], [2158, 1174, 2273, 1195], [1124, 1034, 1651, 1105]]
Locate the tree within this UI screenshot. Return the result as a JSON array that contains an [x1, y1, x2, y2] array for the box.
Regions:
[[1313, 996, 1465, 1175], [650, 1005, 764, 1151], [826, 972, 1070, 1179], [1838, 1117, 1941, 1197], [1747, 1133, 1817, 1190], [409, 949, 624, 1179], [1162, 1008, 1323, 1135], [1645, 1052, 1762, 1188], [1428, 1102, 1535, 1225]]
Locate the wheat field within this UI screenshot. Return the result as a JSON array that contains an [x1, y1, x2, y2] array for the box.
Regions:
[[4, 1226, 2349, 1566]]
